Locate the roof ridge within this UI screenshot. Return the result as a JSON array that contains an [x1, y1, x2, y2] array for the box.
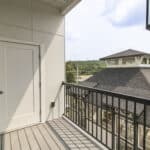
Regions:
[[100, 49, 150, 60]]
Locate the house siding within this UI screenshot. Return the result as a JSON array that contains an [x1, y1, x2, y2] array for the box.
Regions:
[[0, 0, 65, 122]]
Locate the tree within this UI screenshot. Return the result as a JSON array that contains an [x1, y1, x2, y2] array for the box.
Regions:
[[66, 71, 75, 83], [66, 62, 76, 83]]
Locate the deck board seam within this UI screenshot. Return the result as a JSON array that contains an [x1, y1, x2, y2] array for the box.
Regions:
[[62, 118, 103, 149], [46, 122, 70, 150], [17, 130, 22, 150], [55, 119, 94, 150], [36, 125, 52, 150], [9, 133, 13, 150], [48, 120, 82, 149], [24, 129, 32, 150], [30, 127, 41, 150], [43, 124, 62, 150]]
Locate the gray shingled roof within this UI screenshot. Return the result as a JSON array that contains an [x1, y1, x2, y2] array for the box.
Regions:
[[81, 68, 150, 99], [100, 49, 149, 60], [80, 68, 150, 126]]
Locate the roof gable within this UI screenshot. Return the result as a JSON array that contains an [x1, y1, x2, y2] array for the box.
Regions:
[[100, 49, 149, 60]]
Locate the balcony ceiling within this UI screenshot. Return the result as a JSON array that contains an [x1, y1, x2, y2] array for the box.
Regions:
[[40, 0, 81, 15]]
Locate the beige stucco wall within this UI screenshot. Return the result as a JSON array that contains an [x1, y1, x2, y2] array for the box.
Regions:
[[105, 56, 150, 68], [0, 0, 65, 122]]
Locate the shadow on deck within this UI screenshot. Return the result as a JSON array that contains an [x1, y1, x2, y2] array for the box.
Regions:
[[0, 117, 104, 150]]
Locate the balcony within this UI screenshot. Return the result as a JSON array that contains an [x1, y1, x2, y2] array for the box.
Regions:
[[0, 117, 105, 150], [63, 82, 150, 150], [0, 82, 150, 150]]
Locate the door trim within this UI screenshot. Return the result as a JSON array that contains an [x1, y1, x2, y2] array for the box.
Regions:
[[0, 39, 42, 126]]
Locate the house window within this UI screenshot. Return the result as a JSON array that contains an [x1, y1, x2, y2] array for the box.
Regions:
[[142, 58, 147, 64], [122, 57, 135, 64], [108, 59, 119, 65]]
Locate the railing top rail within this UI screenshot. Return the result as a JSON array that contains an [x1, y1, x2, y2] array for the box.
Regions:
[[62, 82, 150, 104]]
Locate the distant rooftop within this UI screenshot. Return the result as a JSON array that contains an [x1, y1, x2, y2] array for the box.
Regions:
[[81, 68, 150, 100], [100, 49, 150, 60]]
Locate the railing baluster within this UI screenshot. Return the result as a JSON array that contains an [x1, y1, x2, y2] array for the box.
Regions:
[[125, 100, 128, 150], [78, 86, 80, 126], [66, 85, 68, 118], [96, 92, 98, 139], [92, 91, 94, 136], [118, 98, 121, 150], [112, 96, 115, 150], [106, 95, 108, 146], [84, 88, 86, 130], [80, 87, 82, 128], [75, 87, 78, 124], [134, 102, 138, 150], [69, 86, 71, 120], [143, 104, 146, 150], [88, 90, 90, 133], [64, 84, 66, 116], [79, 87, 82, 127], [80, 88, 82, 128], [71, 86, 73, 121], [73, 86, 75, 123], [101, 94, 103, 142]]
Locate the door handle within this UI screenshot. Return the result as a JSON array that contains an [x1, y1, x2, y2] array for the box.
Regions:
[[0, 91, 4, 94]]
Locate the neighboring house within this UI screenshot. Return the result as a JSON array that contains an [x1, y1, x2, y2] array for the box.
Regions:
[[82, 49, 150, 99], [101, 49, 150, 68], [81, 49, 150, 150], [0, 0, 80, 133]]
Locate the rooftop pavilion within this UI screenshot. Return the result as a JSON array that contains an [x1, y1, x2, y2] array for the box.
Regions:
[[100, 49, 150, 68]]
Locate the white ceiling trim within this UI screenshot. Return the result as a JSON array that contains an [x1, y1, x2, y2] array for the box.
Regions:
[[60, 0, 81, 15]]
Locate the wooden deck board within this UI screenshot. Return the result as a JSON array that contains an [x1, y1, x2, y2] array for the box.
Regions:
[[43, 124, 66, 150], [2, 134, 11, 150], [0, 118, 104, 150], [18, 129, 30, 150], [25, 127, 40, 150], [37, 124, 60, 150], [10, 131, 21, 150], [31, 126, 50, 150]]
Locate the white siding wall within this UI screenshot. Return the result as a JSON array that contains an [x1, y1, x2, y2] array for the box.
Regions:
[[0, 0, 65, 121], [105, 56, 150, 68]]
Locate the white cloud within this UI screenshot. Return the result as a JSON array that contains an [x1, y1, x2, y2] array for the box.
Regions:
[[65, 0, 150, 60], [103, 0, 146, 26]]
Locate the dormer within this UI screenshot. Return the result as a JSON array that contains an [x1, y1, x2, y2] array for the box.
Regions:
[[100, 49, 150, 68]]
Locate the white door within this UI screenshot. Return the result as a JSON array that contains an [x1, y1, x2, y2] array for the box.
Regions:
[[0, 41, 40, 132]]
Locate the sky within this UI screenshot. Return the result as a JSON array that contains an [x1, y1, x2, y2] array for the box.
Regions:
[[65, 0, 150, 61]]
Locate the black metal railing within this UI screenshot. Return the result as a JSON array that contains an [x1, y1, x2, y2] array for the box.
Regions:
[[63, 82, 150, 150]]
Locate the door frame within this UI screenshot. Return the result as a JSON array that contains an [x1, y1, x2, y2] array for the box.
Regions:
[[0, 39, 43, 131]]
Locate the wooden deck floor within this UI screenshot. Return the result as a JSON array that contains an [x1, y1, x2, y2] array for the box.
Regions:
[[0, 118, 103, 150]]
